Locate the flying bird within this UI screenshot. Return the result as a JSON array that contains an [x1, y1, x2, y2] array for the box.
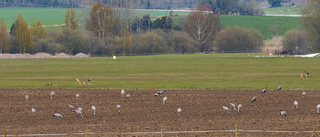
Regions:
[[121, 89, 125, 98], [294, 101, 298, 109], [50, 91, 55, 100], [277, 82, 282, 91], [31, 108, 36, 117], [237, 104, 242, 113], [177, 108, 182, 116]]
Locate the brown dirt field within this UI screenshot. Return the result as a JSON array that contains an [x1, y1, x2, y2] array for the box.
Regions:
[[0, 89, 320, 137]]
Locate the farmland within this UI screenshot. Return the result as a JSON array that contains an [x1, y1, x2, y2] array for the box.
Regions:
[[0, 7, 301, 39], [1, 88, 320, 136], [0, 54, 318, 90]]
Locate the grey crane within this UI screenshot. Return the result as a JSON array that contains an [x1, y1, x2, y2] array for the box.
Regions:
[[261, 86, 267, 93], [52, 113, 64, 119], [317, 104, 320, 113], [237, 104, 242, 113], [222, 106, 230, 114], [66, 105, 74, 110], [280, 111, 287, 118], [50, 91, 55, 100], [177, 108, 182, 116], [76, 94, 79, 101], [126, 94, 130, 101], [31, 108, 36, 117], [294, 101, 298, 109], [121, 89, 125, 98], [73, 109, 83, 118], [302, 91, 306, 98], [91, 105, 96, 116], [229, 103, 236, 111], [277, 82, 282, 91], [251, 96, 256, 103], [25, 94, 29, 103], [163, 96, 168, 105], [117, 104, 121, 114]]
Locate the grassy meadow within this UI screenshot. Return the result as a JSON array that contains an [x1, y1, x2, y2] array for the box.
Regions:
[[0, 7, 301, 39], [0, 54, 318, 90]]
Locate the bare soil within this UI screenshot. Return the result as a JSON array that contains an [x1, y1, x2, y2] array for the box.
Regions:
[[0, 89, 319, 137]]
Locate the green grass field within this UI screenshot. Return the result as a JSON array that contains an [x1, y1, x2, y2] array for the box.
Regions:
[[0, 54, 318, 90], [263, 5, 304, 15]]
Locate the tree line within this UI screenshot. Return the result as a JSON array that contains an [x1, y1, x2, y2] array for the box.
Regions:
[[1, 0, 318, 56]]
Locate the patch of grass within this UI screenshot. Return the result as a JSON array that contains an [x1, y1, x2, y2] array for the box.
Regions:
[[220, 15, 301, 39], [0, 54, 318, 90], [263, 5, 305, 15]]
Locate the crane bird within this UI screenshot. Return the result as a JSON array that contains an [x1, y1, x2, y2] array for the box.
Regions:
[[73, 110, 83, 118], [25, 94, 29, 103], [91, 105, 96, 116], [177, 108, 182, 116], [66, 105, 74, 110], [237, 104, 242, 113], [277, 82, 282, 91], [31, 108, 36, 117], [126, 94, 130, 101], [317, 104, 320, 113], [117, 104, 121, 114], [77, 107, 82, 112], [302, 91, 306, 98], [76, 94, 79, 101], [280, 111, 287, 118], [52, 113, 64, 119], [261, 86, 267, 93], [163, 96, 168, 105], [229, 103, 236, 111], [121, 89, 125, 98], [294, 101, 298, 109], [251, 96, 256, 103], [154, 93, 159, 97], [158, 90, 165, 95], [222, 106, 230, 114], [50, 91, 55, 100]]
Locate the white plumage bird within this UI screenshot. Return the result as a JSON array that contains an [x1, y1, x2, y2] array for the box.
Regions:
[[31, 108, 36, 117], [78, 107, 82, 112], [237, 104, 242, 113], [280, 111, 287, 117], [251, 96, 256, 103], [261, 86, 267, 93], [91, 105, 96, 116], [117, 104, 121, 114], [229, 103, 236, 111], [25, 94, 29, 103], [126, 94, 130, 101], [222, 106, 230, 114], [163, 96, 168, 105], [302, 91, 306, 98], [121, 89, 125, 98], [277, 82, 282, 91], [66, 105, 74, 110], [76, 94, 79, 101], [317, 104, 320, 113], [52, 113, 63, 119], [177, 108, 181, 116], [294, 101, 298, 109], [50, 91, 55, 100], [73, 110, 83, 118]]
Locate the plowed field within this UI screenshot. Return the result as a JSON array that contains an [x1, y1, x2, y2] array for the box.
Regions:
[[0, 89, 319, 137]]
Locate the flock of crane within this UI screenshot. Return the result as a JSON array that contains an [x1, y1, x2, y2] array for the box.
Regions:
[[222, 82, 320, 118], [25, 89, 183, 120], [24, 82, 320, 120]]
